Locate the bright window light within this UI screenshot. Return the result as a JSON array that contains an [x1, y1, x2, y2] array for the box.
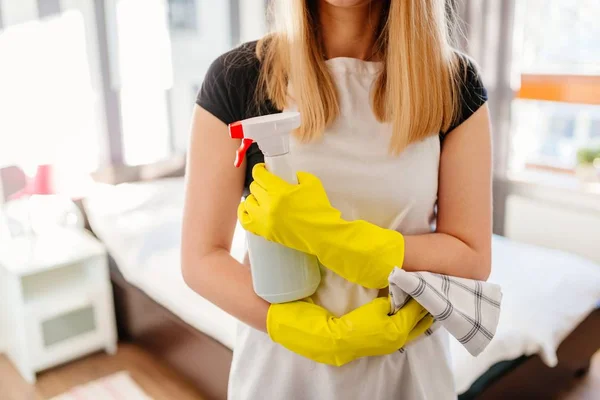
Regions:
[[0, 11, 101, 173]]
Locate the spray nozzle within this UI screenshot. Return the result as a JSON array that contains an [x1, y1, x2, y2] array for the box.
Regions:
[[228, 112, 301, 168], [228, 121, 252, 167]]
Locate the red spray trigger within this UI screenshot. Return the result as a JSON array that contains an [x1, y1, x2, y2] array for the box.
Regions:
[[235, 138, 253, 167], [229, 121, 252, 167]]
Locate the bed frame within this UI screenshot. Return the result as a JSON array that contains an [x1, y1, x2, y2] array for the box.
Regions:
[[109, 257, 232, 400], [90, 159, 600, 400]]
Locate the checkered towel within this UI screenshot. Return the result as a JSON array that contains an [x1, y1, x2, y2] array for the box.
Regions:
[[389, 268, 502, 357]]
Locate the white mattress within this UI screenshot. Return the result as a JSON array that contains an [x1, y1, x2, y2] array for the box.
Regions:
[[85, 178, 600, 394]]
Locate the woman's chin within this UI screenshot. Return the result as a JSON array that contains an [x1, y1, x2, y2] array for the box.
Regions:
[[322, 0, 376, 8]]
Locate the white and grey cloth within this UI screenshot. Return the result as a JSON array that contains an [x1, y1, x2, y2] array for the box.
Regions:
[[389, 268, 503, 357]]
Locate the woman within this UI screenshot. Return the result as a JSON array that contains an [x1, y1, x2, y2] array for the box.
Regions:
[[182, 0, 492, 399]]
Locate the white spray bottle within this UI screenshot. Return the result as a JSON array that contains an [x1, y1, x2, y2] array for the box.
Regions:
[[229, 112, 321, 304]]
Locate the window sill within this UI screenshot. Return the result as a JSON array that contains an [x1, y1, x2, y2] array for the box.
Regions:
[[503, 169, 600, 211]]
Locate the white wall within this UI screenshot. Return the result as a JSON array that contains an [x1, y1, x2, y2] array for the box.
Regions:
[[505, 192, 600, 264]]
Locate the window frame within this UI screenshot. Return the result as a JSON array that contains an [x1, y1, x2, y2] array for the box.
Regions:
[[515, 74, 600, 173], [518, 74, 600, 106]]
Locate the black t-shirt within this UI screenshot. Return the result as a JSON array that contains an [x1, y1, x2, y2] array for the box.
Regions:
[[196, 41, 488, 189]]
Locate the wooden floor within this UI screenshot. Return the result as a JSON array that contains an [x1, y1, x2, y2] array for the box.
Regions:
[[0, 343, 204, 400], [559, 350, 600, 400], [0, 344, 598, 400]]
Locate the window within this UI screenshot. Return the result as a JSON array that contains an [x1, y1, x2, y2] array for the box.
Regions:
[[111, 0, 240, 163], [168, 0, 199, 33], [0, 0, 268, 172], [0, 2, 106, 177], [113, 0, 173, 165], [590, 119, 600, 139], [509, 0, 600, 173]]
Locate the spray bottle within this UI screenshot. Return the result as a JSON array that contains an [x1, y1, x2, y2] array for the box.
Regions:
[[229, 112, 321, 304]]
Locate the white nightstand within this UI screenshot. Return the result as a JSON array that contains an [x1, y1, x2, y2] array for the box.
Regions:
[[0, 228, 117, 383]]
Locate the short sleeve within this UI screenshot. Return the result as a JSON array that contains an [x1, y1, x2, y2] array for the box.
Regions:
[[440, 56, 488, 141], [196, 42, 261, 125], [195, 41, 280, 193]]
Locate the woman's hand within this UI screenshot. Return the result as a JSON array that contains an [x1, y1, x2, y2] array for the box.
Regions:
[[267, 297, 433, 367], [238, 163, 406, 289], [238, 163, 337, 246]]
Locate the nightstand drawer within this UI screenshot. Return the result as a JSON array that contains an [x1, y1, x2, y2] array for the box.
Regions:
[[25, 288, 115, 372], [24, 282, 110, 321], [20, 255, 108, 305]]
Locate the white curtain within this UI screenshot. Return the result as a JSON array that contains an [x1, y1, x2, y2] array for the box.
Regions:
[[0, 0, 105, 175], [454, 0, 517, 177]]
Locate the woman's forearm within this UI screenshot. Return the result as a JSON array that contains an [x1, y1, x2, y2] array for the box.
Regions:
[[402, 233, 491, 281], [182, 249, 269, 332]]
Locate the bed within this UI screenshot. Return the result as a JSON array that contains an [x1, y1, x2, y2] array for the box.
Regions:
[[83, 173, 600, 400]]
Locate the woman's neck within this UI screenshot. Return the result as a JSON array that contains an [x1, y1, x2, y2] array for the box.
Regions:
[[318, 1, 383, 61]]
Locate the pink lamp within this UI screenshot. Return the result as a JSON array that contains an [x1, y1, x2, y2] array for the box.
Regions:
[[5, 164, 83, 235], [9, 164, 56, 200]]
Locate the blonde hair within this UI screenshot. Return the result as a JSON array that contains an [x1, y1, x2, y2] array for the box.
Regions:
[[256, 0, 463, 153]]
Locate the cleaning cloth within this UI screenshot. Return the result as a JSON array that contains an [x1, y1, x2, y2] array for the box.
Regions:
[[389, 268, 502, 357]]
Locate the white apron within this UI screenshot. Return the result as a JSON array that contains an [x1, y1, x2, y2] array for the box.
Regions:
[[228, 58, 456, 400]]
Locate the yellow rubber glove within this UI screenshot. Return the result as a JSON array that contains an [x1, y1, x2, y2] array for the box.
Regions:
[[239, 163, 405, 289], [268, 297, 433, 367]]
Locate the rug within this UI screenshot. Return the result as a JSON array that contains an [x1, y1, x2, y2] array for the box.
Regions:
[[50, 371, 152, 399]]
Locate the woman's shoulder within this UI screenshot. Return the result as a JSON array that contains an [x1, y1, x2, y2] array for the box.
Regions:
[[440, 52, 488, 140], [196, 40, 264, 125], [455, 53, 488, 108], [208, 40, 261, 81]]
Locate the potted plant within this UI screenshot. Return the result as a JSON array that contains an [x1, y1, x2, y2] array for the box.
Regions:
[[576, 146, 600, 182]]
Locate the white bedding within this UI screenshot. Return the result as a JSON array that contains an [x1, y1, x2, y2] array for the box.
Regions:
[[84, 178, 244, 350], [451, 235, 600, 392], [85, 178, 600, 394]]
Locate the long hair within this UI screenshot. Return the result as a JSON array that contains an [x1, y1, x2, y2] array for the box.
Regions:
[[256, 0, 463, 154]]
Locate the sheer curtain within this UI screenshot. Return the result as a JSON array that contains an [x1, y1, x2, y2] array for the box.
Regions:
[[0, 0, 107, 178], [106, 0, 237, 159], [451, 0, 518, 234], [454, 0, 518, 178]]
